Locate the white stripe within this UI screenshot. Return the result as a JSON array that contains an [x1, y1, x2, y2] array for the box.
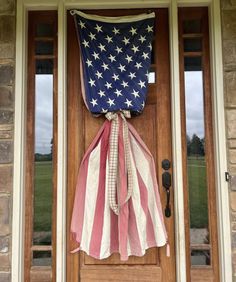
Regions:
[[129, 146, 148, 251], [130, 135, 167, 245], [99, 157, 111, 258], [80, 141, 101, 252], [70, 10, 155, 23]]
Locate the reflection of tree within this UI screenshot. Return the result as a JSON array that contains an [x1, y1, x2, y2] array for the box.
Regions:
[[187, 134, 205, 157]]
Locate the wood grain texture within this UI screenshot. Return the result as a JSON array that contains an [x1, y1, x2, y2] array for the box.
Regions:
[[67, 8, 175, 282]]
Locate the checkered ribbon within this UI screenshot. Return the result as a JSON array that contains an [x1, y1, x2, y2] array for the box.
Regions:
[[105, 110, 133, 215]]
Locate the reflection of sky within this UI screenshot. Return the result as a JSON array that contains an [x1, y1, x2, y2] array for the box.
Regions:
[[35, 72, 204, 154], [184, 71, 204, 139], [35, 75, 53, 154]]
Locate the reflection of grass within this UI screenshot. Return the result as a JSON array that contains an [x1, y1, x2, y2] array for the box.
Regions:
[[34, 161, 52, 232], [188, 157, 208, 228]]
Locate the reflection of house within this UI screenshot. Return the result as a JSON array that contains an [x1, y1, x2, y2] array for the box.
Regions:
[[0, 0, 236, 281]]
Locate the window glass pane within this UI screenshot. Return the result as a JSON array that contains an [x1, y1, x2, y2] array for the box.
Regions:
[[33, 73, 53, 246], [183, 19, 201, 34], [191, 250, 211, 266], [36, 23, 53, 37], [36, 59, 53, 74], [32, 251, 52, 266], [184, 38, 202, 52], [184, 57, 210, 252], [148, 66, 156, 84], [35, 41, 53, 55]]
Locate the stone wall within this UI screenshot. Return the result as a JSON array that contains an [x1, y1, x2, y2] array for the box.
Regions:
[[0, 0, 15, 281], [221, 0, 236, 280]]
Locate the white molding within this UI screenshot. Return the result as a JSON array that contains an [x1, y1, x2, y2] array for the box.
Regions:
[[12, 0, 26, 281], [56, 1, 67, 282], [209, 1, 232, 281], [169, 1, 187, 281]]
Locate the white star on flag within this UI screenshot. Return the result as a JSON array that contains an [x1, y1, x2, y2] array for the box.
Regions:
[[98, 43, 106, 52], [129, 27, 137, 35], [142, 52, 149, 60], [128, 72, 136, 79], [118, 64, 126, 72], [105, 35, 113, 43], [135, 62, 142, 69], [125, 98, 133, 108], [86, 59, 93, 67], [105, 81, 112, 89], [89, 32, 96, 40], [125, 55, 133, 63], [115, 89, 122, 97], [115, 46, 123, 54], [107, 98, 115, 107], [88, 78, 96, 87], [132, 89, 140, 98], [138, 80, 145, 88], [92, 52, 99, 60], [101, 62, 109, 71], [79, 20, 86, 29], [112, 73, 119, 81], [112, 27, 120, 34], [98, 90, 106, 97], [82, 40, 89, 48], [122, 37, 130, 45], [95, 24, 102, 33], [95, 71, 103, 79], [131, 45, 139, 53], [108, 54, 116, 62], [90, 98, 98, 107], [139, 35, 146, 43], [146, 25, 153, 32], [121, 81, 129, 88]]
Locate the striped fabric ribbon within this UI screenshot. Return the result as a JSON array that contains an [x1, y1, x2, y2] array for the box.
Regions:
[[105, 110, 133, 215]]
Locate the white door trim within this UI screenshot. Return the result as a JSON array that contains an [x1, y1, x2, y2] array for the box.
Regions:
[[12, 1, 232, 282]]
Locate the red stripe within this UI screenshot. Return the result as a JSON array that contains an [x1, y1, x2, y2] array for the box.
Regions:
[[136, 170, 157, 247], [127, 198, 143, 256], [71, 121, 108, 245], [89, 121, 110, 257]]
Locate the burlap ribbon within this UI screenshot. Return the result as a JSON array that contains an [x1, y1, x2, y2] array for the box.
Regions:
[[105, 111, 133, 215]]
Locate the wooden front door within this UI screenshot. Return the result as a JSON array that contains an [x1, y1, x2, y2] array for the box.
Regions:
[[67, 8, 175, 282]]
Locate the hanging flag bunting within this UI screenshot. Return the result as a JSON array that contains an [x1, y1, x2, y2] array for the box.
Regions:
[[70, 10, 168, 261]]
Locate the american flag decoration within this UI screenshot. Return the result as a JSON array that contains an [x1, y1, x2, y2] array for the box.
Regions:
[[73, 10, 154, 114], [70, 10, 169, 261]]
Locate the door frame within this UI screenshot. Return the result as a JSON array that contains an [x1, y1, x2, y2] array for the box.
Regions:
[[12, 0, 232, 282]]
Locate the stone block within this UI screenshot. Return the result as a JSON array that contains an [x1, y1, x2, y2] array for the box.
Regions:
[[222, 10, 236, 39], [0, 237, 9, 253], [232, 212, 236, 222], [229, 165, 236, 175], [226, 109, 236, 138], [0, 272, 10, 282], [0, 110, 13, 124], [0, 0, 15, 15], [223, 41, 236, 67], [0, 86, 13, 108], [0, 131, 12, 139], [0, 65, 13, 85], [0, 44, 14, 59], [0, 254, 10, 269], [0, 196, 10, 236], [0, 16, 15, 43], [231, 175, 236, 191], [224, 72, 236, 106], [230, 150, 236, 164], [232, 231, 236, 247], [229, 140, 236, 148], [230, 192, 236, 211], [0, 166, 12, 193], [0, 141, 13, 164]]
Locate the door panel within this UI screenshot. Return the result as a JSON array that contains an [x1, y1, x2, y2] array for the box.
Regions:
[[67, 8, 175, 282]]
